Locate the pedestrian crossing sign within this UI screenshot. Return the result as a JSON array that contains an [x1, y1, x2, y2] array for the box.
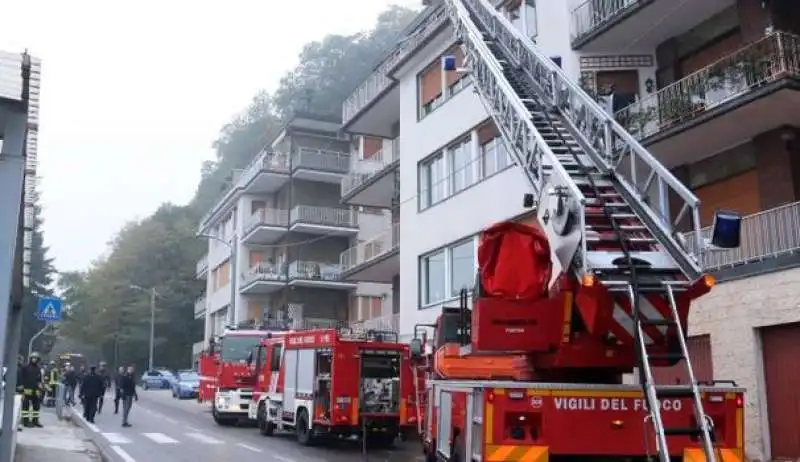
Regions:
[[37, 296, 63, 322]]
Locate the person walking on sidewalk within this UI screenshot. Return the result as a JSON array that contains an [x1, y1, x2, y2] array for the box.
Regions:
[[97, 361, 111, 414], [113, 366, 124, 414], [20, 352, 44, 428], [119, 365, 138, 427], [62, 365, 78, 406], [79, 365, 105, 423]]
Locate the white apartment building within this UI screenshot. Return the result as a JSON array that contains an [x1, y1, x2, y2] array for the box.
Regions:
[[339, 0, 800, 459], [195, 113, 392, 343]]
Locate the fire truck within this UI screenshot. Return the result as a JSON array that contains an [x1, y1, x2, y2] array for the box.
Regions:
[[248, 327, 419, 447], [408, 0, 747, 461], [197, 327, 286, 426]]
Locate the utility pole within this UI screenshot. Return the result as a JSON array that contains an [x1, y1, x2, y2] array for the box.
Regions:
[[149, 287, 156, 371], [27, 324, 52, 358]]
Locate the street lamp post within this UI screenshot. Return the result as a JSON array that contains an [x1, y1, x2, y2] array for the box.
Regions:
[[130, 285, 158, 371]]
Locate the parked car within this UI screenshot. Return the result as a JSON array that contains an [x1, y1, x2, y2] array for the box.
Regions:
[[140, 370, 173, 390], [171, 371, 199, 399], [157, 369, 178, 388]]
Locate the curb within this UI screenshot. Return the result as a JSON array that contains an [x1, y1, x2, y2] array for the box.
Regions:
[[65, 407, 117, 462]]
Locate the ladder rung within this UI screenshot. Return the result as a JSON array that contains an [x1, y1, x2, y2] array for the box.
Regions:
[[655, 386, 695, 399], [664, 427, 703, 437], [640, 318, 676, 326], [647, 352, 685, 361], [586, 233, 656, 244]]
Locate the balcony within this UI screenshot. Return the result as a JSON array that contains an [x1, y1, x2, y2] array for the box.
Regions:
[[288, 261, 357, 290], [194, 296, 206, 320], [341, 5, 448, 136], [683, 201, 800, 278], [291, 148, 350, 183], [616, 32, 800, 167], [350, 313, 400, 334], [196, 254, 209, 278], [241, 208, 289, 245], [341, 140, 400, 208], [240, 263, 287, 295], [570, 0, 734, 51], [341, 223, 400, 283], [289, 205, 359, 235]]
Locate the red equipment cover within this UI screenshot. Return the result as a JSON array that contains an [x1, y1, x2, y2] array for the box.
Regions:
[[479, 221, 552, 301]]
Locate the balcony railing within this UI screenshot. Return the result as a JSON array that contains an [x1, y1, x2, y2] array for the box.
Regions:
[[289, 261, 348, 282], [341, 222, 400, 271], [194, 296, 206, 317], [292, 148, 350, 174], [683, 201, 800, 272], [290, 205, 358, 228], [616, 32, 800, 141], [570, 0, 644, 43], [244, 208, 289, 234], [341, 6, 449, 125], [242, 262, 287, 287], [350, 313, 400, 333], [196, 255, 209, 275], [341, 140, 400, 197]]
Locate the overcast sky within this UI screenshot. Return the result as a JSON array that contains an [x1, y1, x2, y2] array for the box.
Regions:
[[1, 0, 418, 272]]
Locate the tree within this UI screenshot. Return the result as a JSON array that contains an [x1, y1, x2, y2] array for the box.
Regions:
[[19, 188, 57, 357], [57, 4, 418, 367]]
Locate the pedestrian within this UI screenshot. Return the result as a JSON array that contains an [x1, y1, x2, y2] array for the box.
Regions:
[[119, 365, 138, 428], [114, 366, 124, 414], [79, 365, 104, 423], [62, 365, 77, 406], [76, 365, 86, 407], [97, 361, 111, 414], [20, 352, 44, 428]]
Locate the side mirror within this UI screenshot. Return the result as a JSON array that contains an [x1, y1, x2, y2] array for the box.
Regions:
[[246, 350, 254, 366], [410, 338, 423, 357], [710, 210, 741, 249]]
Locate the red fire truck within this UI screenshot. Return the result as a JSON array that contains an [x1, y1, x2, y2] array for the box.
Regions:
[[249, 327, 419, 447], [197, 327, 287, 426]]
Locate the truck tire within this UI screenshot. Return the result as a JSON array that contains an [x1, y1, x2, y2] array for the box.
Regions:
[[296, 409, 315, 446], [257, 402, 275, 436]]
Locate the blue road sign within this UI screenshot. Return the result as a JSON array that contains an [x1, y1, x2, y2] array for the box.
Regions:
[[37, 296, 63, 322]]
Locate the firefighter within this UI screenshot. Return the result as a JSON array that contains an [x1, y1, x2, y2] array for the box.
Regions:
[[20, 352, 44, 428], [45, 361, 60, 407], [97, 361, 111, 414]]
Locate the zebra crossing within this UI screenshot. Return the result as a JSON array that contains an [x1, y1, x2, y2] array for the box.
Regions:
[[100, 430, 236, 447]]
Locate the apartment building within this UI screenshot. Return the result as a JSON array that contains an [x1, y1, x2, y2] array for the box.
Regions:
[[195, 112, 392, 343], [340, 0, 799, 459]]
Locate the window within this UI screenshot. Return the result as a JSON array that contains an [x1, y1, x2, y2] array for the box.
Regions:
[[421, 250, 446, 305], [420, 237, 477, 307], [270, 344, 282, 372], [419, 154, 445, 209], [450, 240, 475, 297], [219, 335, 262, 362], [480, 137, 511, 178], [526, 0, 538, 40], [418, 45, 469, 119], [448, 138, 474, 194]]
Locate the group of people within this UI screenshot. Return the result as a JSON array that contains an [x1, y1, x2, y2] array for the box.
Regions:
[[16, 352, 139, 428]]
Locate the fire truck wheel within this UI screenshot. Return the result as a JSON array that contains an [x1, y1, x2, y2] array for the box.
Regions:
[[257, 403, 275, 436], [296, 409, 315, 446]]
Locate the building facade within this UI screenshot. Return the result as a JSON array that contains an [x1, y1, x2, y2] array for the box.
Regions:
[[195, 113, 392, 343], [340, 0, 800, 459]]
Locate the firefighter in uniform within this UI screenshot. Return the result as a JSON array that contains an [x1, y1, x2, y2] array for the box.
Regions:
[[45, 361, 60, 407], [20, 352, 44, 428]]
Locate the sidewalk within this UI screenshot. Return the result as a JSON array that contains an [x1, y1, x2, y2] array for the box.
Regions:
[[15, 408, 102, 462]]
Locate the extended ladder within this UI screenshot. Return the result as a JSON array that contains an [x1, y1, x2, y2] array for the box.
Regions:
[[439, 0, 717, 459]]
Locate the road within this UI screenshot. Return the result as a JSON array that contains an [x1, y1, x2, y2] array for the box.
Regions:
[[73, 389, 423, 462]]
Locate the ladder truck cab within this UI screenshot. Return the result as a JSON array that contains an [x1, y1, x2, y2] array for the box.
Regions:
[[250, 327, 418, 447], [206, 327, 288, 426]]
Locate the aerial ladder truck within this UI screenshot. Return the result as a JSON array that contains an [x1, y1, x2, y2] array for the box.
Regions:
[[411, 0, 746, 461]]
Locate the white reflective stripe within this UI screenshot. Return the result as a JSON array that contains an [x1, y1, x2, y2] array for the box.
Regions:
[[612, 305, 654, 344], [143, 433, 179, 444], [638, 296, 668, 335]]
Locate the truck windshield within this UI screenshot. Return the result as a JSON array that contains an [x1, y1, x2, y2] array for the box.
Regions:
[[361, 350, 401, 414], [219, 336, 261, 362]]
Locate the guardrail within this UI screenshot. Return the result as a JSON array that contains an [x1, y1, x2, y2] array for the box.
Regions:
[[683, 201, 800, 271], [291, 205, 358, 228], [341, 140, 400, 197], [293, 148, 349, 174], [244, 208, 289, 235], [570, 0, 644, 43], [616, 32, 800, 141], [289, 261, 348, 282], [194, 297, 206, 317], [196, 255, 209, 276], [341, 222, 400, 270], [242, 263, 287, 287], [351, 313, 400, 333]]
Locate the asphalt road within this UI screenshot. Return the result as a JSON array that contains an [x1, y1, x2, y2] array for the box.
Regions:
[[72, 389, 423, 462]]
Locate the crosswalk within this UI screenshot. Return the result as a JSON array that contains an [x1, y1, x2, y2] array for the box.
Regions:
[[100, 431, 228, 446]]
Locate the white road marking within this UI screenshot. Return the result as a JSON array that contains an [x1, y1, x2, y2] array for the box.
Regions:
[[102, 433, 132, 444], [273, 456, 298, 462], [143, 432, 179, 444], [237, 443, 262, 453], [111, 445, 137, 462], [184, 432, 223, 444]]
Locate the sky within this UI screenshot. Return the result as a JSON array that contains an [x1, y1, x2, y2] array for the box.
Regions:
[[0, 0, 418, 272]]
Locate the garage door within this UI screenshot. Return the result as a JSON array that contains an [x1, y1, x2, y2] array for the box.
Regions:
[[761, 323, 800, 459], [652, 335, 714, 385]]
